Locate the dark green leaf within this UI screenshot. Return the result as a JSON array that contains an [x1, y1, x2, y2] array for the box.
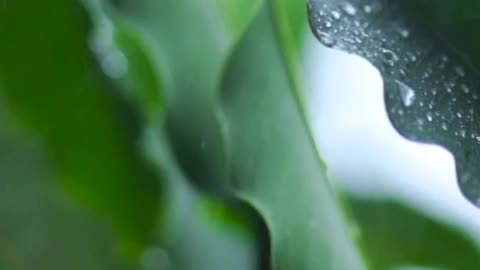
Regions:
[[308, 0, 480, 205], [0, 1, 159, 254]]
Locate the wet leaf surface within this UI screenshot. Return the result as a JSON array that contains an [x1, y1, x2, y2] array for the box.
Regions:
[[308, 0, 480, 205]]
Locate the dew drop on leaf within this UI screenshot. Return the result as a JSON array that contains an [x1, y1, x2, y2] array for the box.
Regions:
[[341, 2, 357, 16], [395, 80, 415, 107]]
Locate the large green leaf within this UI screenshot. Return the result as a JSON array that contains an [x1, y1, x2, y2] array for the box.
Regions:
[[0, 0, 159, 254], [221, 4, 366, 270]]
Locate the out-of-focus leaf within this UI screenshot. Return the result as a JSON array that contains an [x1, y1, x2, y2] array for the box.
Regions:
[[0, 93, 135, 269], [94, 0, 263, 192], [82, 1, 261, 270], [0, 1, 159, 254], [349, 196, 480, 270], [308, 0, 480, 205], [139, 129, 262, 270], [220, 4, 366, 270]]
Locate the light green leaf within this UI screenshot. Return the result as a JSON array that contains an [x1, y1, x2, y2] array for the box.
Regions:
[[221, 4, 366, 269]]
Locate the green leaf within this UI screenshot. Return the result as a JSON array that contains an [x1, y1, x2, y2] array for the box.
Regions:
[[0, 93, 134, 269], [95, 0, 263, 192], [0, 0, 159, 254], [221, 4, 366, 269], [349, 196, 480, 270], [82, 1, 266, 269]]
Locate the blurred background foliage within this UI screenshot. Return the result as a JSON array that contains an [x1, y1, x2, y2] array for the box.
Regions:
[[0, 0, 480, 270]]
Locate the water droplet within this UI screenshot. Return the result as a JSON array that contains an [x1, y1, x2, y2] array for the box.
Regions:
[[395, 80, 415, 107], [342, 2, 357, 16], [461, 84, 470, 94], [323, 20, 332, 28], [363, 4, 372, 13], [406, 52, 417, 62], [382, 48, 398, 61], [315, 30, 336, 48], [398, 28, 410, 38], [441, 122, 448, 131], [381, 49, 399, 68], [426, 112, 433, 122], [459, 130, 466, 138], [331, 10, 341, 20], [100, 49, 128, 79]]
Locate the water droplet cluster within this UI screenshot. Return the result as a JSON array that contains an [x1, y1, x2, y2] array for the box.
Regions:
[[308, 0, 480, 205]]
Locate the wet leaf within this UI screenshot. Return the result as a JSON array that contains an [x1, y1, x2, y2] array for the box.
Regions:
[[308, 0, 480, 205]]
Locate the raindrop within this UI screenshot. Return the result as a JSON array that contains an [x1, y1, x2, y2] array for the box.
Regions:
[[100, 49, 128, 79], [461, 84, 470, 94], [331, 10, 341, 20], [395, 80, 415, 107], [315, 30, 336, 48], [363, 4, 372, 14], [398, 28, 410, 38], [382, 48, 398, 61], [407, 52, 417, 62], [381, 49, 399, 68], [459, 130, 466, 138], [441, 122, 448, 131], [341, 2, 357, 16], [426, 112, 433, 122]]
